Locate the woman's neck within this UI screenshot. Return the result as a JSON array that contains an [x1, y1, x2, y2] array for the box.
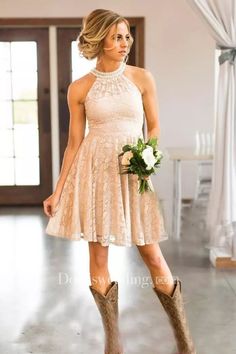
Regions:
[[95, 59, 123, 73]]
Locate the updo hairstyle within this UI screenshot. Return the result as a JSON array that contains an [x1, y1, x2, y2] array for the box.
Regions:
[[77, 9, 134, 60]]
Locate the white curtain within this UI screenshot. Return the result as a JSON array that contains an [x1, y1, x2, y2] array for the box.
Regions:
[[186, 0, 236, 258]]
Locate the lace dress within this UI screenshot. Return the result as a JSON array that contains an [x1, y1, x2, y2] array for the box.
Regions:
[[45, 61, 168, 246]]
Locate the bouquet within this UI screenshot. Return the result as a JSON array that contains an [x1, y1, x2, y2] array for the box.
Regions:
[[118, 137, 163, 194]]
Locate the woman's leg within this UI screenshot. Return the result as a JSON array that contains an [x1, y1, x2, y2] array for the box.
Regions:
[[137, 242, 196, 353], [88, 241, 111, 294], [88, 241, 123, 354], [136, 243, 175, 294]]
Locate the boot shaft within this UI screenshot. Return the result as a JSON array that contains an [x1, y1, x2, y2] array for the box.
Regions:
[[90, 281, 123, 354], [153, 279, 196, 354]]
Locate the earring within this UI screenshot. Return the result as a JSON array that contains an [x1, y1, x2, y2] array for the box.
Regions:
[[124, 54, 129, 63]]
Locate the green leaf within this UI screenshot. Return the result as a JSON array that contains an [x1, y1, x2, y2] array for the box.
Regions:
[[147, 137, 158, 148], [122, 144, 131, 152], [137, 138, 144, 150]]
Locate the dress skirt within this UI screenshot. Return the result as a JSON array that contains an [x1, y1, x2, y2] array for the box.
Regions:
[[45, 131, 168, 246]]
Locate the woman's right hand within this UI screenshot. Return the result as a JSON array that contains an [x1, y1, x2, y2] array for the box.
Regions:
[[43, 192, 61, 218]]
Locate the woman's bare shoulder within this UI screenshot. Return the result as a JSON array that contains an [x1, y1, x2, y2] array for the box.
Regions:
[[68, 73, 95, 103], [69, 73, 94, 90], [125, 64, 152, 94], [126, 64, 150, 76]]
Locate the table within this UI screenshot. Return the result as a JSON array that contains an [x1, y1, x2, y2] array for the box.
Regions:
[[165, 146, 213, 240]]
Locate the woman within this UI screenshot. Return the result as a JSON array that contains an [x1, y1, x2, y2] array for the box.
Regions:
[[43, 8, 196, 354]]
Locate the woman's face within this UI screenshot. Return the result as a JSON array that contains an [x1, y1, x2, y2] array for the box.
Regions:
[[101, 21, 131, 62]]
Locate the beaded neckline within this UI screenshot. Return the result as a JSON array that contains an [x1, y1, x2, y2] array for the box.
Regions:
[[90, 61, 126, 78]]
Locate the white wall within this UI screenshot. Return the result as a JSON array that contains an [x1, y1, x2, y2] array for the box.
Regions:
[[0, 0, 215, 209]]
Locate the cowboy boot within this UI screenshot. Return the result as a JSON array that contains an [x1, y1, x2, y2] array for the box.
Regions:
[[89, 281, 124, 354], [153, 279, 196, 354]]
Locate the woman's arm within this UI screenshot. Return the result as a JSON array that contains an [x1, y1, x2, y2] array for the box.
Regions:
[[141, 70, 161, 142], [54, 81, 86, 197]]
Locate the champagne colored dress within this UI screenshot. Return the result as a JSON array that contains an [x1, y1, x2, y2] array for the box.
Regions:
[[45, 61, 168, 246]]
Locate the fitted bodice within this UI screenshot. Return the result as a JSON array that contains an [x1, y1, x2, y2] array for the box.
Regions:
[[84, 62, 144, 136]]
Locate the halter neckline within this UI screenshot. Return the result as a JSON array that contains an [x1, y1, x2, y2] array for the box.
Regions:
[[90, 61, 126, 78]]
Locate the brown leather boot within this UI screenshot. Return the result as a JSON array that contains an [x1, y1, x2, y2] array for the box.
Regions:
[[89, 281, 124, 354], [153, 279, 196, 354]]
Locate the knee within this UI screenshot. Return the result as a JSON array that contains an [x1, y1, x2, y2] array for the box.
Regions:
[[142, 253, 163, 269], [89, 242, 109, 269], [90, 252, 108, 269]]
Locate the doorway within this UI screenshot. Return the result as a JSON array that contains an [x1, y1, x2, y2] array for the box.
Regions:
[[0, 28, 52, 205]]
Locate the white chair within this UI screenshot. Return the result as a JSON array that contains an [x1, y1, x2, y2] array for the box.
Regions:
[[194, 161, 212, 204], [193, 131, 214, 207]]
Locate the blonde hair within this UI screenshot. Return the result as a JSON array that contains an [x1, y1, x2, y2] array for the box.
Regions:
[[77, 9, 134, 60]]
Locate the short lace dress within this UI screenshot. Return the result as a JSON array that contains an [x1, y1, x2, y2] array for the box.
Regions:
[[45, 61, 168, 246]]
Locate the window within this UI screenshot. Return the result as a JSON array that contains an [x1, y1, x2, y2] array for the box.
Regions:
[[0, 28, 52, 205], [0, 41, 40, 186]]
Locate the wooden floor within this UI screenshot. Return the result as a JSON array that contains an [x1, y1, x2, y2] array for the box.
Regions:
[[0, 204, 235, 354]]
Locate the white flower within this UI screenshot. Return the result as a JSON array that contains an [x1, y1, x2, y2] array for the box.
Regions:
[[142, 146, 156, 170], [156, 150, 163, 159], [121, 151, 134, 165]]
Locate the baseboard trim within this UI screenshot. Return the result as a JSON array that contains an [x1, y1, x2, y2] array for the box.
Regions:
[[210, 248, 236, 269]]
